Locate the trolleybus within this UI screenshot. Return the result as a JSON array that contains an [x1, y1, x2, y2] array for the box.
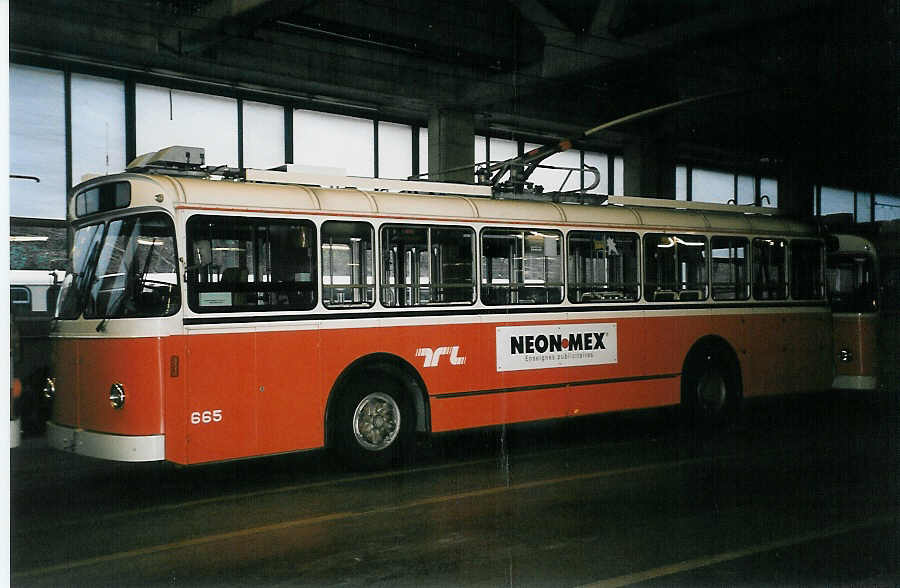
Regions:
[[45, 146, 833, 468]]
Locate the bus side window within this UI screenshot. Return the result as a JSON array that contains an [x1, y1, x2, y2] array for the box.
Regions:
[[752, 238, 788, 300], [711, 236, 750, 301], [644, 234, 708, 302], [481, 228, 563, 306], [567, 231, 639, 303], [322, 221, 375, 308], [186, 215, 317, 312], [380, 225, 475, 307], [791, 239, 825, 300]]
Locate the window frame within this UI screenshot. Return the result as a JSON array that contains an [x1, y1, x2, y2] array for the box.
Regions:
[[642, 233, 709, 302], [710, 236, 750, 301], [379, 223, 477, 308], [566, 230, 640, 303], [479, 226, 564, 306], [321, 220, 376, 309], [751, 237, 789, 301], [186, 214, 318, 313], [790, 239, 826, 300]]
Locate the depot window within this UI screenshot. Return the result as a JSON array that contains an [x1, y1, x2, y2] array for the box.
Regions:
[[643, 234, 708, 302], [322, 221, 375, 308], [711, 236, 750, 301], [186, 215, 317, 312], [567, 231, 639, 302], [380, 225, 475, 307], [752, 238, 788, 300], [481, 228, 563, 305], [791, 240, 825, 300]]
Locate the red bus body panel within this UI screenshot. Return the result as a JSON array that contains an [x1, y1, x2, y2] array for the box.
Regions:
[[154, 309, 831, 465]]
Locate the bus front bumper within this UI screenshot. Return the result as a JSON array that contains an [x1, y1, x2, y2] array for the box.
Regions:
[[47, 422, 165, 462]]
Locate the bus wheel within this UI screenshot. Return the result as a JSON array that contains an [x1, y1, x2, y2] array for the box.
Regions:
[[682, 344, 740, 429], [334, 374, 411, 470]]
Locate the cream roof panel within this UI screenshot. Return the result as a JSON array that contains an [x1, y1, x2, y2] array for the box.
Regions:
[[178, 177, 322, 211], [471, 198, 565, 224], [558, 203, 642, 227], [368, 191, 478, 219], [312, 188, 377, 214], [632, 207, 710, 231]]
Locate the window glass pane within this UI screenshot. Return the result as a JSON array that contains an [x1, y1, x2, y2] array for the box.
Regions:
[[760, 177, 778, 208], [737, 175, 755, 205], [675, 166, 687, 201], [84, 213, 180, 319], [875, 193, 900, 221], [855, 192, 872, 222], [583, 151, 608, 195], [523, 143, 581, 193], [752, 238, 787, 300], [187, 216, 317, 312], [490, 137, 518, 163], [567, 232, 639, 302], [136, 85, 238, 167], [474, 135, 487, 165], [378, 122, 412, 179], [691, 168, 734, 204], [418, 127, 428, 176], [431, 228, 475, 304], [322, 221, 374, 308], [380, 225, 475, 307], [10, 65, 66, 219], [711, 236, 749, 300], [820, 186, 854, 216], [243, 101, 285, 169], [791, 240, 824, 300], [293, 109, 373, 177], [613, 156, 624, 196], [481, 228, 562, 305], [71, 74, 126, 184], [643, 234, 708, 301]]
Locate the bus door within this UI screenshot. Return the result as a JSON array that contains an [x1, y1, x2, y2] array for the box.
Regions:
[[826, 235, 878, 391]]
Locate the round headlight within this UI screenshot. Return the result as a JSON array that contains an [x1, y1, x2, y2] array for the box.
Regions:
[[109, 382, 126, 409], [42, 377, 56, 401]]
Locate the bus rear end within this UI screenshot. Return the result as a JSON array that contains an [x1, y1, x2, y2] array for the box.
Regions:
[[45, 175, 181, 461], [826, 234, 879, 390]]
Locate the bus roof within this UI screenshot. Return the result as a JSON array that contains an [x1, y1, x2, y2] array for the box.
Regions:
[[72, 169, 815, 237]]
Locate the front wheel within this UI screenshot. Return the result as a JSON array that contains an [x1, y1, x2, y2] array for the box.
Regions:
[[333, 374, 412, 470]]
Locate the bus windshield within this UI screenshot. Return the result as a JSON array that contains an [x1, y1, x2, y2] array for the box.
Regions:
[[56, 212, 180, 320], [826, 253, 877, 313]]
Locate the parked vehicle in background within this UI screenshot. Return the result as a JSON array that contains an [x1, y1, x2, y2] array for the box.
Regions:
[[10, 269, 63, 434]]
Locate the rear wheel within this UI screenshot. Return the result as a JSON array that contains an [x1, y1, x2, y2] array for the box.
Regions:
[[682, 344, 740, 429], [333, 372, 413, 470]]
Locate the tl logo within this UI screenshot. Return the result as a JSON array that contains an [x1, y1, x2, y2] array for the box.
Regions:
[[415, 346, 466, 368]]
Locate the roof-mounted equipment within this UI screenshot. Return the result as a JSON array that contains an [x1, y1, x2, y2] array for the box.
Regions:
[[127, 146, 209, 176]]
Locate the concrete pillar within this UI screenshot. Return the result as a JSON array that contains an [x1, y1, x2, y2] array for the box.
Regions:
[[428, 108, 474, 183], [623, 135, 676, 199], [778, 158, 815, 220]]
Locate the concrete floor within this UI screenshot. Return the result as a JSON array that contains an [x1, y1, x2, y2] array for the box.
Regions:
[[10, 387, 899, 587]]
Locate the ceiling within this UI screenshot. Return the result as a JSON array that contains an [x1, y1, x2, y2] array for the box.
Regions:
[[10, 0, 899, 193]]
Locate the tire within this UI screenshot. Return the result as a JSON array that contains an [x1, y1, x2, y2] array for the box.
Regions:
[[332, 371, 413, 470], [682, 344, 740, 430]]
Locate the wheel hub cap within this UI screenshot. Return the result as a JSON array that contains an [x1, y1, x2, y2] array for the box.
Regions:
[[353, 392, 401, 451]]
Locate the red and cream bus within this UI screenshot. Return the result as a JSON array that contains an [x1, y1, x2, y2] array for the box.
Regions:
[[826, 234, 879, 390], [45, 146, 833, 468]]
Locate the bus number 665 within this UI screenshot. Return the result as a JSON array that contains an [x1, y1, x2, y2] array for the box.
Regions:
[[190, 410, 223, 425]]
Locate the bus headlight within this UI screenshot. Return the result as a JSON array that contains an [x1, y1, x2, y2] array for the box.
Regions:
[[109, 382, 126, 409], [42, 377, 56, 401]]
